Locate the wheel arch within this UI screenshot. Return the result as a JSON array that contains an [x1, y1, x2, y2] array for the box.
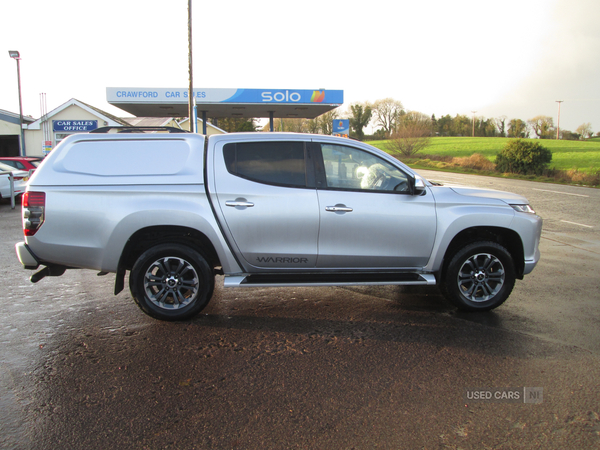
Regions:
[[120, 225, 221, 270], [440, 226, 525, 281], [113, 225, 221, 295]]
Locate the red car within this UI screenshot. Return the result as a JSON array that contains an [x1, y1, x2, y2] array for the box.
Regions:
[[0, 156, 43, 171]]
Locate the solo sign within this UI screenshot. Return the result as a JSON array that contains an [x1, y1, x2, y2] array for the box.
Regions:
[[333, 119, 350, 138], [261, 91, 302, 102], [53, 120, 98, 132]]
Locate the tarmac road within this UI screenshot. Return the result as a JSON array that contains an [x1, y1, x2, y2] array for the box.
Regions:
[[1, 172, 599, 450]]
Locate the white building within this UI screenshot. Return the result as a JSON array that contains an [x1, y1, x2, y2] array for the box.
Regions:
[[25, 98, 131, 157], [1, 98, 227, 158], [0, 109, 35, 157]]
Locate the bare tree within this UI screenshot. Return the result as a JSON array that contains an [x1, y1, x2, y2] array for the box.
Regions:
[[496, 116, 507, 137], [269, 118, 309, 133], [372, 98, 404, 137], [576, 123, 593, 139], [527, 115, 554, 139], [306, 117, 322, 134], [318, 109, 341, 135], [385, 111, 432, 157]]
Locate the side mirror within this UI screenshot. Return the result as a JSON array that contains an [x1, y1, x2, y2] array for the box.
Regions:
[[410, 175, 426, 195]]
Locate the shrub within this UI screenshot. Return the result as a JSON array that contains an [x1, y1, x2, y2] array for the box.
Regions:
[[566, 168, 600, 186], [451, 153, 495, 171], [495, 139, 552, 175], [385, 112, 432, 157]]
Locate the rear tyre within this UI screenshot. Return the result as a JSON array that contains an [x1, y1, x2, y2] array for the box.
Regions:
[[440, 241, 515, 312], [129, 244, 214, 321]]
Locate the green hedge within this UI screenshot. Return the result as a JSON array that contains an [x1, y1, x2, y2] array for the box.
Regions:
[[495, 139, 552, 175]]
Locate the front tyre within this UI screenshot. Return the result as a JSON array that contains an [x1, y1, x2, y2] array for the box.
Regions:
[[441, 241, 516, 312], [129, 244, 214, 321]]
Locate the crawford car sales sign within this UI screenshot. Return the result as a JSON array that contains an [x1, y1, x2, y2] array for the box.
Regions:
[[53, 120, 98, 132]]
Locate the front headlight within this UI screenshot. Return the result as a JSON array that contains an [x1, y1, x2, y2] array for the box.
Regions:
[[510, 204, 536, 214]]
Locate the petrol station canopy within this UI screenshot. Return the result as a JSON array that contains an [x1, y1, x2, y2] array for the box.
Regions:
[[106, 88, 344, 120]]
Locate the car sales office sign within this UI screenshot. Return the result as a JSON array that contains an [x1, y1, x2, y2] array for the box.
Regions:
[[53, 120, 98, 132]]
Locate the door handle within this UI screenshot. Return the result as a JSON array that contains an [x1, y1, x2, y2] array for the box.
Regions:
[[226, 201, 255, 208], [325, 205, 353, 212]]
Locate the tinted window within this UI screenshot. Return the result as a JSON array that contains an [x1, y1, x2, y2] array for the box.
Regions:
[[0, 160, 18, 169], [224, 142, 306, 187], [320, 144, 410, 192]]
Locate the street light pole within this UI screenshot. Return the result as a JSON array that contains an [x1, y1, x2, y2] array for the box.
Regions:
[[8, 50, 25, 156], [187, 0, 194, 133], [556, 101, 563, 140]]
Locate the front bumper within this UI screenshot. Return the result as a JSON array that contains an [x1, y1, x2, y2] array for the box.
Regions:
[[523, 246, 541, 275]]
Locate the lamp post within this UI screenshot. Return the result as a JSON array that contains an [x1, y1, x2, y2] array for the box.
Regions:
[[8, 50, 25, 156], [556, 100, 563, 140], [187, 0, 195, 133]]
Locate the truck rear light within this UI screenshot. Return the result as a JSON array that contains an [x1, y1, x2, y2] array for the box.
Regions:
[[23, 191, 45, 236]]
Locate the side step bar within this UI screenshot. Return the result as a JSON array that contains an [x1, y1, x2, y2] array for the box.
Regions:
[[224, 273, 436, 288]]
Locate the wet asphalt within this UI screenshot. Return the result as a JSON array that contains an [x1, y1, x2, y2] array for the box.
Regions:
[[1, 172, 599, 449]]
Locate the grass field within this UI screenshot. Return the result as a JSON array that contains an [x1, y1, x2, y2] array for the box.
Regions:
[[369, 137, 600, 173]]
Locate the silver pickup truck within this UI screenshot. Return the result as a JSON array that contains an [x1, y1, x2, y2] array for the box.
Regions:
[[16, 128, 542, 321]]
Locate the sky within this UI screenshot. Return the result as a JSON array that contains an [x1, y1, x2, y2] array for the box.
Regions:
[[1, 0, 599, 134]]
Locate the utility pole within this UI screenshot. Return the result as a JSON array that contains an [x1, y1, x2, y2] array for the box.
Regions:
[[187, 0, 194, 133], [556, 101, 563, 140], [471, 111, 477, 137]]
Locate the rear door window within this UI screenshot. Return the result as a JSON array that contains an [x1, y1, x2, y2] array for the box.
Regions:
[[223, 142, 309, 188]]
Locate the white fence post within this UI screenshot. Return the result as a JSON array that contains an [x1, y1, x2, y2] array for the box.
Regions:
[[2, 171, 17, 209], [9, 172, 16, 209]]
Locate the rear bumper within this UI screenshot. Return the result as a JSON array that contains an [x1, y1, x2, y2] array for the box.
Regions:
[[15, 242, 40, 270]]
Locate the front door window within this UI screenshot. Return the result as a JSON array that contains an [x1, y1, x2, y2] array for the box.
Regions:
[[320, 144, 411, 193]]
